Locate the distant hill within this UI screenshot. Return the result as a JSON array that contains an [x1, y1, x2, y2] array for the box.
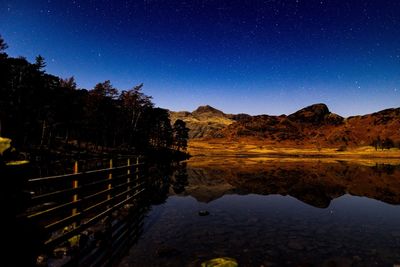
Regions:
[[169, 105, 250, 138], [170, 103, 400, 148]]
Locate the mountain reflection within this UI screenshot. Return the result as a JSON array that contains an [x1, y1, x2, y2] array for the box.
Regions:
[[176, 158, 400, 208]]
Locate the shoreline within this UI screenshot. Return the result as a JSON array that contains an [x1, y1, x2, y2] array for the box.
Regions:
[[188, 140, 400, 160]]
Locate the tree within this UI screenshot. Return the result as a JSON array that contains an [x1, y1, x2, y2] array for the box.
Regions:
[[382, 137, 394, 150], [35, 55, 46, 72], [92, 80, 118, 99], [0, 36, 187, 156], [119, 83, 153, 147], [60, 76, 77, 90], [148, 108, 173, 149], [373, 136, 395, 150], [85, 81, 120, 148], [0, 35, 8, 52], [372, 136, 382, 151], [173, 119, 189, 151]]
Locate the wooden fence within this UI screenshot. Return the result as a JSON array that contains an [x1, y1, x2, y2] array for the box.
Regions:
[[17, 157, 149, 267]]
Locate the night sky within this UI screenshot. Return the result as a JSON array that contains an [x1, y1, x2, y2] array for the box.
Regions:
[[1, 0, 399, 116]]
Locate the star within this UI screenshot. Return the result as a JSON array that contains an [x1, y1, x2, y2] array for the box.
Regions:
[[1, 0, 398, 117]]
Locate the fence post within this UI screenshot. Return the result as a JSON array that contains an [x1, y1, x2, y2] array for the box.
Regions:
[[127, 158, 131, 199], [72, 161, 79, 228], [105, 159, 113, 266], [108, 159, 113, 200], [136, 157, 140, 193]]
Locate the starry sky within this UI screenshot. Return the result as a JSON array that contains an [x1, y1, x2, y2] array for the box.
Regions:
[[1, 0, 399, 116]]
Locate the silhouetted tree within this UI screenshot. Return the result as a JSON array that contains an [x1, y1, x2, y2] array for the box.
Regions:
[[0, 35, 8, 61], [92, 80, 118, 98], [60, 76, 77, 90], [35, 55, 46, 72], [373, 136, 395, 150], [372, 136, 382, 151], [85, 81, 120, 148], [148, 108, 173, 149], [119, 84, 153, 148], [0, 36, 186, 158], [0, 35, 8, 52], [173, 119, 189, 151], [383, 137, 394, 150]]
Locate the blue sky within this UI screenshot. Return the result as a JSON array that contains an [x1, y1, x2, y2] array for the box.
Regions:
[[1, 0, 399, 116]]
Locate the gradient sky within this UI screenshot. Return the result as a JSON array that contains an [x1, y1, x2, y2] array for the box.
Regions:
[[1, 0, 399, 116]]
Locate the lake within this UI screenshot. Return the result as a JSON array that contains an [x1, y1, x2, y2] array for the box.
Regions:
[[117, 157, 400, 267]]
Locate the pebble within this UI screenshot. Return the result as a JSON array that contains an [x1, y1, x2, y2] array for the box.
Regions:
[[199, 210, 210, 216]]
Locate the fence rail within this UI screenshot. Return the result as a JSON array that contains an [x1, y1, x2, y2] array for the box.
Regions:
[[17, 157, 149, 267]]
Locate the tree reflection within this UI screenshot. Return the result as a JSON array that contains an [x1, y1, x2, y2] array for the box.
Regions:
[[172, 162, 188, 194]]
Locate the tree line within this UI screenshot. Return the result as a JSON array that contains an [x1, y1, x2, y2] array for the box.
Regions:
[[371, 136, 398, 151], [0, 35, 189, 158]]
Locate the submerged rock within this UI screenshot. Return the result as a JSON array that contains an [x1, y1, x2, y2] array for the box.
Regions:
[[201, 257, 238, 267], [199, 210, 210, 216]]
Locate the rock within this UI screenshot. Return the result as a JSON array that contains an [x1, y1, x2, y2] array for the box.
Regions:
[[199, 210, 210, 216], [288, 103, 331, 124], [201, 257, 238, 267], [36, 255, 48, 267], [0, 137, 11, 155], [192, 105, 226, 117], [53, 247, 67, 258]]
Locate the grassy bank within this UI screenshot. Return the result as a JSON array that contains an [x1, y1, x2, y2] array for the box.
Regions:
[[188, 139, 400, 159]]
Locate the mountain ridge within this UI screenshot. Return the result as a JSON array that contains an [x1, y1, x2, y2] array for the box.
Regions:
[[169, 103, 400, 148]]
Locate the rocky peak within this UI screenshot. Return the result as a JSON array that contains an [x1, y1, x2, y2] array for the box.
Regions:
[[192, 105, 226, 117], [288, 103, 332, 124], [169, 105, 235, 139]]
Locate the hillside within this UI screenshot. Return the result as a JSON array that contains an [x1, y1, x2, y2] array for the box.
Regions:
[[169, 105, 250, 138], [171, 103, 400, 149]]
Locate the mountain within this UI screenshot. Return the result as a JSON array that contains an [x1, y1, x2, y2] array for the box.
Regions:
[[217, 103, 400, 148], [170, 103, 400, 148], [169, 105, 250, 138]]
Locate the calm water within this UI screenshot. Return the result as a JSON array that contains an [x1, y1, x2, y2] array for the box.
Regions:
[[119, 157, 400, 267]]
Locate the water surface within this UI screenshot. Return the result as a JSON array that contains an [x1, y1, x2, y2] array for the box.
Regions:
[[119, 157, 400, 267]]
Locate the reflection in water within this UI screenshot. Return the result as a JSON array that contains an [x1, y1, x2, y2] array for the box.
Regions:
[[184, 159, 400, 207], [172, 162, 189, 194], [119, 158, 400, 267]]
